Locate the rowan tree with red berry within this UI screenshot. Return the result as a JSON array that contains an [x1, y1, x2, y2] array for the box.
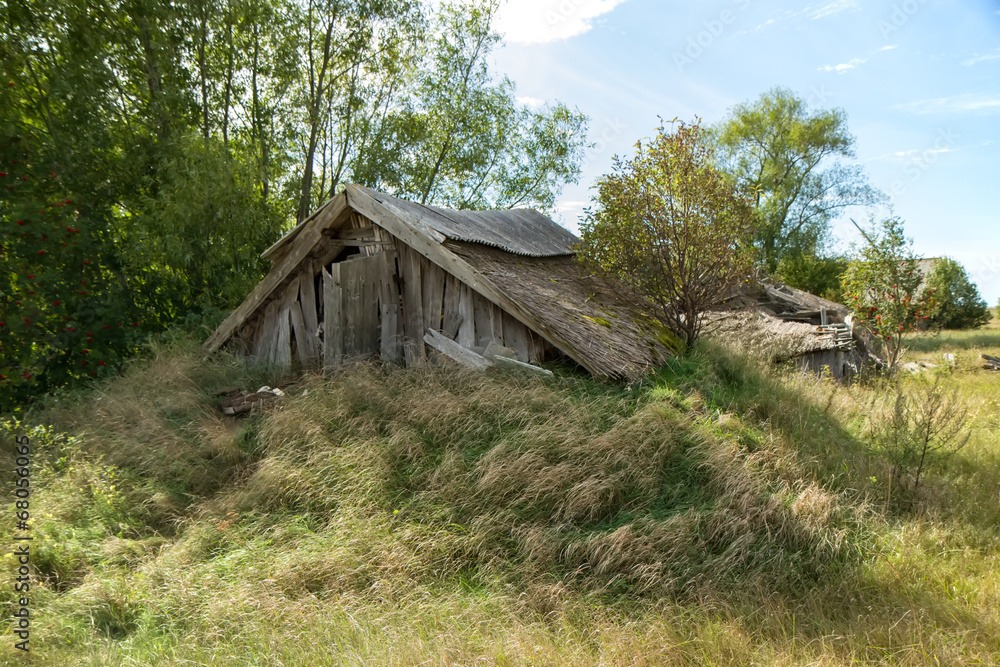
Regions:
[[842, 216, 934, 373]]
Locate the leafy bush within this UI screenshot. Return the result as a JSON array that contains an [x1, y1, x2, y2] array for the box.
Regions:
[[922, 257, 991, 330], [578, 121, 755, 349]]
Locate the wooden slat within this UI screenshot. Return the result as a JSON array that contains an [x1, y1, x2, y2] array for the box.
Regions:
[[299, 263, 320, 346], [341, 258, 362, 357], [501, 310, 530, 363], [345, 184, 604, 377], [323, 265, 343, 370], [423, 328, 492, 372], [252, 303, 277, 361], [359, 254, 381, 356], [372, 224, 397, 251], [422, 258, 447, 333], [379, 249, 403, 362], [493, 354, 554, 377], [274, 305, 291, 367], [489, 302, 503, 343], [206, 191, 349, 353], [442, 273, 463, 338], [399, 243, 426, 364], [526, 330, 546, 364], [457, 283, 476, 349], [473, 292, 495, 347], [289, 295, 312, 366]]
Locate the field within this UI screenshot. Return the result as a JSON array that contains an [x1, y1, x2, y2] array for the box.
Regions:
[[2, 321, 1000, 666]]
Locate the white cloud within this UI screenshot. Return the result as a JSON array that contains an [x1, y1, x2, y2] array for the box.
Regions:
[[809, 0, 859, 20], [962, 50, 1000, 66], [880, 44, 898, 51], [517, 96, 545, 108], [818, 57, 867, 73], [892, 147, 956, 158], [900, 94, 1000, 114], [495, 0, 627, 45]]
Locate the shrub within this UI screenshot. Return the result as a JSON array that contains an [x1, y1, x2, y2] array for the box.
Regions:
[[578, 121, 755, 350], [868, 377, 970, 495], [922, 257, 991, 330]]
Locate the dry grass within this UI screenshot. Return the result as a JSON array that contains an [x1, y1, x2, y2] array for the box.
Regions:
[[1, 330, 999, 665]]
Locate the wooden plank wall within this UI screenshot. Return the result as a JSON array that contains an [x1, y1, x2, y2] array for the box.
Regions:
[[242, 218, 553, 371]]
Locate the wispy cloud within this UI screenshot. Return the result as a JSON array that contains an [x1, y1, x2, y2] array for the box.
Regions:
[[809, 0, 859, 20], [962, 49, 1000, 66], [818, 57, 867, 74], [899, 94, 1000, 114], [892, 147, 956, 159], [517, 96, 545, 109], [496, 0, 627, 45], [880, 44, 898, 51]]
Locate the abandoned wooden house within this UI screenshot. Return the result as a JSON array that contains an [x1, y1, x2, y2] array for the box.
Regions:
[[709, 282, 879, 381], [203, 185, 670, 380]]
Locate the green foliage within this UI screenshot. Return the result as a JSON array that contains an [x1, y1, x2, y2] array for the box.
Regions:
[[352, 0, 588, 211], [922, 257, 991, 330], [715, 87, 884, 275], [0, 129, 145, 407], [774, 252, 848, 303], [578, 121, 756, 349], [842, 217, 933, 372]]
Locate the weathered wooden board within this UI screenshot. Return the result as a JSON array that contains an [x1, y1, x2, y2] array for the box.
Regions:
[[341, 258, 362, 357], [501, 309, 530, 363], [274, 305, 291, 368], [527, 330, 548, 364], [442, 273, 463, 338], [258, 299, 281, 364], [323, 265, 343, 370], [457, 283, 476, 349], [423, 328, 492, 372], [299, 263, 320, 343], [422, 258, 447, 333], [379, 249, 403, 362], [473, 292, 496, 348], [399, 243, 426, 364], [289, 296, 310, 366], [493, 354, 554, 377], [358, 254, 381, 356]]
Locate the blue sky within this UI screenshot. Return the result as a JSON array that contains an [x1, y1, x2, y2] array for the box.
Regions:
[[492, 0, 1000, 305]]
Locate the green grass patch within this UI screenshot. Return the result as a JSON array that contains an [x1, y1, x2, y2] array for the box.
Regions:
[[1, 331, 999, 665]]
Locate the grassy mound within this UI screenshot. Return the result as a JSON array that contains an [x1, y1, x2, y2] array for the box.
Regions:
[[2, 329, 1000, 665]]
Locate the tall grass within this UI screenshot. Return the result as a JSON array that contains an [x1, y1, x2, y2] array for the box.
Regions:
[[2, 331, 999, 665]]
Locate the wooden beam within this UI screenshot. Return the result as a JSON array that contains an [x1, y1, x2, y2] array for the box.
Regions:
[[205, 191, 349, 354], [345, 184, 604, 377], [493, 355, 554, 377], [423, 328, 492, 372]]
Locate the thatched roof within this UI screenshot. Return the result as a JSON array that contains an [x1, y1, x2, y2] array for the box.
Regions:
[[206, 185, 669, 380], [448, 242, 669, 379]]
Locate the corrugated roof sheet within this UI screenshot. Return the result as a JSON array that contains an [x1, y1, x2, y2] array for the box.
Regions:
[[360, 187, 578, 258]]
